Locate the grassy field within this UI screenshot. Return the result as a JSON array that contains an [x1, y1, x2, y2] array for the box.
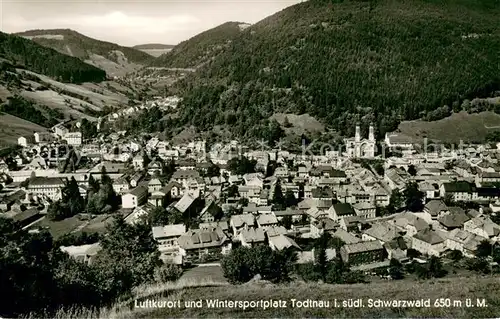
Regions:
[[122, 276, 500, 318], [180, 265, 227, 284], [397, 111, 500, 143], [0, 113, 48, 146], [78, 214, 114, 234], [31, 215, 87, 239]]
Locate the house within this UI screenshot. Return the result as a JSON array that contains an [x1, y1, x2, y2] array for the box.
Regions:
[[384, 237, 409, 261], [178, 227, 232, 263], [311, 187, 335, 201], [437, 207, 470, 231], [440, 181, 477, 202], [18, 135, 35, 147], [148, 178, 163, 193], [256, 213, 279, 229], [310, 217, 338, 238], [147, 160, 163, 176], [60, 243, 102, 265], [112, 176, 130, 195], [124, 203, 156, 225], [121, 185, 148, 209], [419, 181, 440, 199], [199, 221, 230, 234], [329, 203, 356, 221], [163, 181, 183, 199], [27, 177, 65, 200], [129, 172, 145, 188], [424, 200, 448, 219], [353, 202, 376, 219], [464, 215, 500, 239], [63, 132, 82, 146], [362, 222, 401, 244], [412, 227, 447, 257], [132, 154, 145, 170], [339, 215, 364, 232], [152, 224, 187, 264], [273, 209, 306, 223], [392, 212, 429, 237], [239, 227, 266, 247], [172, 170, 200, 187], [230, 214, 256, 234], [339, 240, 386, 265], [199, 200, 222, 223], [268, 235, 301, 251], [330, 228, 361, 245], [173, 192, 200, 217], [446, 229, 486, 257]]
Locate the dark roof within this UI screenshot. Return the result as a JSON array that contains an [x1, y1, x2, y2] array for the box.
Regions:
[[414, 228, 445, 245], [312, 187, 334, 199], [438, 209, 470, 229], [333, 203, 355, 216], [443, 181, 475, 193], [477, 187, 500, 197], [331, 170, 347, 178], [172, 170, 200, 179], [29, 177, 65, 186], [12, 208, 40, 223], [424, 200, 448, 216]]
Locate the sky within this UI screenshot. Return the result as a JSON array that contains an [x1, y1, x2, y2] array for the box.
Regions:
[[0, 0, 302, 46]]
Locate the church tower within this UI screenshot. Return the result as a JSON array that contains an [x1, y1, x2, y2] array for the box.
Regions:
[[369, 124, 375, 142], [355, 124, 361, 143]]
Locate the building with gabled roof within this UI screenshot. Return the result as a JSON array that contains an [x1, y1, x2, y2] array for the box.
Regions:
[[424, 200, 448, 219], [464, 215, 500, 239], [362, 221, 401, 244], [152, 224, 187, 264], [437, 207, 470, 230], [121, 185, 148, 209], [239, 227, 266, 247], [339, 240, 385, 265], [178, 227, 232, 263], [230, 214, 255, 234], [412, 227, 447, 257]]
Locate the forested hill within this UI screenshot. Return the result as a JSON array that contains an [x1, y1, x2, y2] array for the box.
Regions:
[[174, 0, 500, 139], [15, 29, 153, 77], [150, 21, 251, 69], [0, 32, 106, 84]]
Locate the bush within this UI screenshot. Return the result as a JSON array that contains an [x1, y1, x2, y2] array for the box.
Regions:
[[154, 264, 184, 283], [221, 246, 297, 284]]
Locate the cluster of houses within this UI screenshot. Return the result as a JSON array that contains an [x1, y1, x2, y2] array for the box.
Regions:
[[3, 122, 500, 269]]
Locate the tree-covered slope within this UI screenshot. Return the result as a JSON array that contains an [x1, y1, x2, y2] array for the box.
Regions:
[[15, 29, 154, 76], [150, 21, 250, 69], [16, 29, 152, 64], [175, 0, 500, 138], [0, 32, 107, 83]]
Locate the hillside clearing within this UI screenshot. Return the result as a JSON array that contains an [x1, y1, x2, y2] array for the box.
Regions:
[[0, 113, 47, 146], [271, 113, 325, 135], [397, 111, 500, 143]]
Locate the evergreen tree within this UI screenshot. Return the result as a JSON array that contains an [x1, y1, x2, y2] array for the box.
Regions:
[[272, 180, 285, 210]]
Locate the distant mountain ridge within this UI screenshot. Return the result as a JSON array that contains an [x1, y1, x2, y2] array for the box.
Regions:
[[133, 44, 175, 50], [15, 29, 154, 77], [150, 21, 250, 69]]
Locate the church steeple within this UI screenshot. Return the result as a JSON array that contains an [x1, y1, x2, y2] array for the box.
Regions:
[[355, 124, 361, 142], [369, 123, 375, 142]]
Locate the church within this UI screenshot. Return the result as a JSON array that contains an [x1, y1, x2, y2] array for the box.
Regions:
[[344, 124, 376, 158]]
